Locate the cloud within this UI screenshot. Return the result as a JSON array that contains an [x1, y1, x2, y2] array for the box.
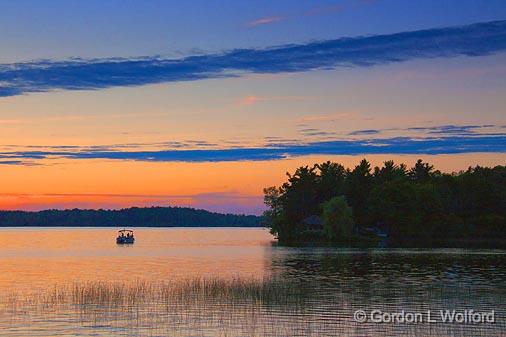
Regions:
[[343, 124, 498, 137], [298, 127, 336, 137], [405, 124, 496, 135], [245, 16, 285, 27], [0, 160, 27, 165], [426, 125, 483, 135], [2, 135, 505, 165], [1, 20, 505, 97], [348, 129, 381, 136]]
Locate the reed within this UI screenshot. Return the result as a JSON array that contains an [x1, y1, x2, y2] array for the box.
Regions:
[[8, 276, 311, 311], [0, 278, 503, 337]]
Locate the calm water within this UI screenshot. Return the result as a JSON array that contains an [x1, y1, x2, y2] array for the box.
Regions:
[[0, 227, 504, 336]]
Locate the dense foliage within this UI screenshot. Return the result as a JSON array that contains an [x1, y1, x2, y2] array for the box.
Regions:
[[322, 196, 354, 241], [263, 159, 506, 246], [0, 206, 261, 227]]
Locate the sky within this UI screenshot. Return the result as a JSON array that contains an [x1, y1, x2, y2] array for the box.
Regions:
[[0, 0, 505, 214]]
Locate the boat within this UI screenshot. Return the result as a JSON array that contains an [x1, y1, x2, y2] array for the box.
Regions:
[[116, 229, 135, 244]]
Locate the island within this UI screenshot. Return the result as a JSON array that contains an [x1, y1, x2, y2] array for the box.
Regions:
[[262, 159, 506, 248]]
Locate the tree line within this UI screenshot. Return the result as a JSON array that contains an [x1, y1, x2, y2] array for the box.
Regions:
[[263, 159, 506, 247], [0, 206, 261, 227]]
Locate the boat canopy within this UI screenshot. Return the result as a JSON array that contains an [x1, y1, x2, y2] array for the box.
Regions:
[[118, 229, 134, 234]]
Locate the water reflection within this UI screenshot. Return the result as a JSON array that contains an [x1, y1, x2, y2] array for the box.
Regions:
[[0, 228, 504, 336], [265, 247, 506, 336]]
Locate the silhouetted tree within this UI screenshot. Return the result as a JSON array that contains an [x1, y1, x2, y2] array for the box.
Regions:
[[409, 159, 439, 182], [315, 161, 346, 204], [282, 166, 319, 223], [344, 159, 373, 226], [373, 160, 407, 184]]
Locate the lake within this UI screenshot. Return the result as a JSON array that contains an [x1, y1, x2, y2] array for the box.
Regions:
[[0, 227, 504, 336]]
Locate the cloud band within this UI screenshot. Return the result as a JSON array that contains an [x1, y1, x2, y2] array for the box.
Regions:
[[1, 135, 505, 165], [1, 20, 505, 97]]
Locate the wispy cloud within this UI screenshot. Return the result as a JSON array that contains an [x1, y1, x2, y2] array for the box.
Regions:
[[342, 124, 501, 137], [1, 135, 505, 165], [299, 124, 502, 139], [0, 160, 28, 165], [0, 20, 505, 98], [348, 129, 381, 136], [406, 124, 488, 135], [245, 16, 285, 27]]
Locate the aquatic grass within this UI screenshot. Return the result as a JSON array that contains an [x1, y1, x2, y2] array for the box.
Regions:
[[1, 277, 503, 336], [0, 277, 315, 337], [4, 276, 311, 311]]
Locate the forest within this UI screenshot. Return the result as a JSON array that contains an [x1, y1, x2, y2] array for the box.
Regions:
[[263, 159, 506, 247], [0, 206, 261, 227]]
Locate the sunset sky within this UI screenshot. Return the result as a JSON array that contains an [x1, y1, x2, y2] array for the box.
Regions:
[[1, 0, 505, 214]]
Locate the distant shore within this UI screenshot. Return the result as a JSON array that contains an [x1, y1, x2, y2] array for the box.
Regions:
[[0, 207, 262, 228]]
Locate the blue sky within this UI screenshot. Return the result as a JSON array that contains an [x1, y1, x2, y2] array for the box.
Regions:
[[1, 0, 506, 62]]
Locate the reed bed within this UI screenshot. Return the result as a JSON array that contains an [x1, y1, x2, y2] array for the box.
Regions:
[[1, 278, 503, 337], [1, 276, 312, 312], [0, 277, 319, 336]]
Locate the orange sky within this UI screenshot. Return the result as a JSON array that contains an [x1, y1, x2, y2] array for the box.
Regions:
[[1, 153, 504, 214]]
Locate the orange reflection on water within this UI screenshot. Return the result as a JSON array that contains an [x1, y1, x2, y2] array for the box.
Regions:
[[0, 227, 275, 293]]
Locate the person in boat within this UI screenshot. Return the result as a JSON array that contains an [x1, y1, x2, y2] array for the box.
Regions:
[[117, 230, 134, 244]]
